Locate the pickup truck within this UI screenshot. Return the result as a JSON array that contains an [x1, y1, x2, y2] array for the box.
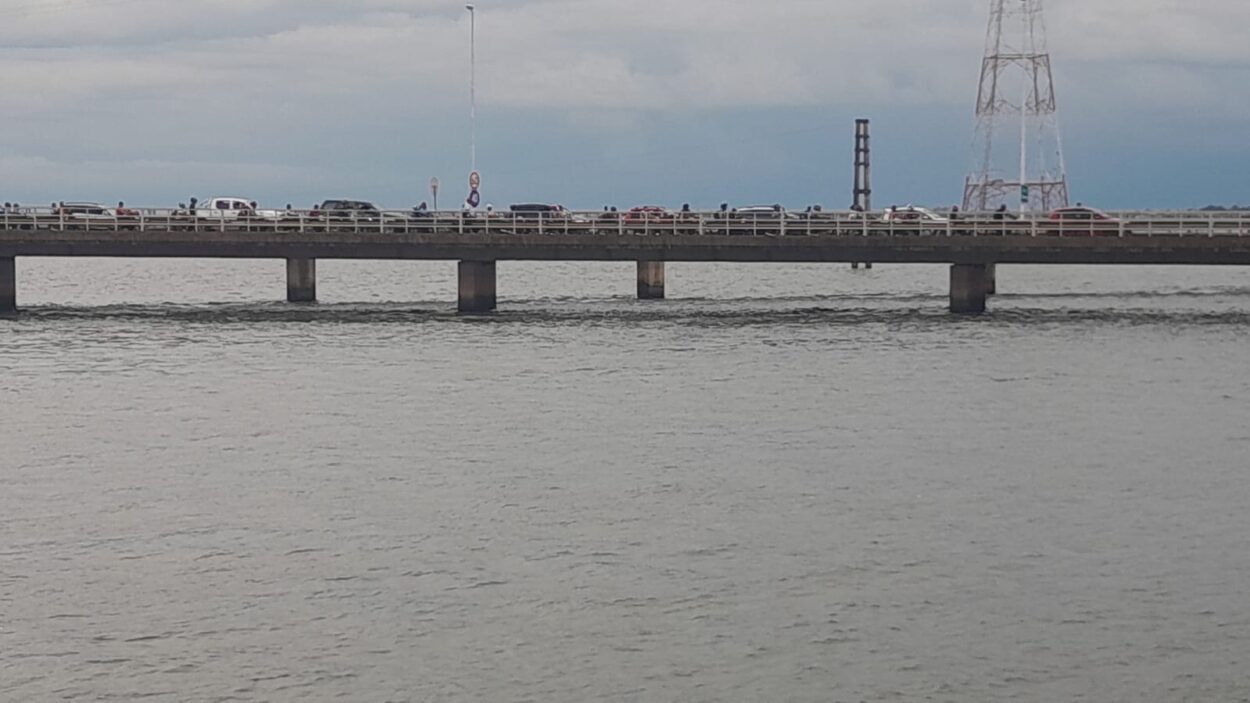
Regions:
[[193, 196, 283, 221]]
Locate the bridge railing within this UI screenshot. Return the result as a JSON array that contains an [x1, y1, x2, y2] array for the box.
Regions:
[[1, 207, 1248, 239]]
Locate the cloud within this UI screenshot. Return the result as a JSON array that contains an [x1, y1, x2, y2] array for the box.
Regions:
[[0, 0, 1246, 207]]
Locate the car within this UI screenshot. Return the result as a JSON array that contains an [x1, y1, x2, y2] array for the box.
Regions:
[[881, 205, 949, 236], [881, 205, 947, 223], [503, 204, 589, 233], [623, 206, 674, 223], [54, 202, 130, 230], [508, 203, 567, 219], [1047, 206, 1123, 236], [194, 196, 282, 222], [310, 199, 407, 231], [725, 206, 796, 236]]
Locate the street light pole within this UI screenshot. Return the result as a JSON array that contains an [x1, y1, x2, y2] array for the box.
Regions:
[[466, 3, 476, 175]]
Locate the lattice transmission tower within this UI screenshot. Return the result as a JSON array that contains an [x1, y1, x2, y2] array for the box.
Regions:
[[962, 0, 1068, 213]]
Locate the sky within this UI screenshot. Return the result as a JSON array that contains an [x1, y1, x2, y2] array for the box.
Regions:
[[0, 0, 1246, 210]]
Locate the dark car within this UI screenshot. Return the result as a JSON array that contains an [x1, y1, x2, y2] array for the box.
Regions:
[[509, 203, 567, 218], [317, 199, 382, 218], [310, 199, 406, 231]]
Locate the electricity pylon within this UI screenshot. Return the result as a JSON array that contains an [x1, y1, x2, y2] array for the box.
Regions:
[[962, 0, 1069, 213]]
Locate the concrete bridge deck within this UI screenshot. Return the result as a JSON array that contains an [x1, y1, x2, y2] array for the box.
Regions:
[[2, 209, 1250, 314]]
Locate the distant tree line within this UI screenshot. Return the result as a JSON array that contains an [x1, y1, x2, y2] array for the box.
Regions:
[[1198, 205, 1250, 211]]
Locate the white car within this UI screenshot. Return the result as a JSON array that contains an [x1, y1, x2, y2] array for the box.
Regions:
[[881, 205, 948, 223], [193, 196, 283, 221]]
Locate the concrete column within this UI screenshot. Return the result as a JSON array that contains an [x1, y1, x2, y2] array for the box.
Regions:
[[637, 261, 665, 300], [985, 263, 997, 296], [0, 257, 14, 314], [458, 260, 497, 312], [950, 264, 989, 314], [286, 258, 316, 303]]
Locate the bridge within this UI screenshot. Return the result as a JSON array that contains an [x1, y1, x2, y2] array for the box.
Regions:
[[2, 208, 1249, 315]]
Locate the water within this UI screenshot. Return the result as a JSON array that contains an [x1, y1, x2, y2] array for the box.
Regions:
[[3, 260, 1249, 702]]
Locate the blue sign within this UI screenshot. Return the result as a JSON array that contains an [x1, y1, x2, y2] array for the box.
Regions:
[[466, 190, 481, 208]]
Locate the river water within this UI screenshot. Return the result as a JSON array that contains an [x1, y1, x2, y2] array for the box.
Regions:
[[2, 260, 1249, 702]]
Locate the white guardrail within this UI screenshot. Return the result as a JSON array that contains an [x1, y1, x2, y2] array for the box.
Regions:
[[1, 207, 1248, 238]]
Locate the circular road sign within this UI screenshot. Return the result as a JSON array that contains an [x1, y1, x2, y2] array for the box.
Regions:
[[467, 190, 481, 208], [469, 171, 481, 190]]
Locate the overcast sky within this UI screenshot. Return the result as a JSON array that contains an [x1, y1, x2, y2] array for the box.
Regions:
[[0, 0, 1246, 209]]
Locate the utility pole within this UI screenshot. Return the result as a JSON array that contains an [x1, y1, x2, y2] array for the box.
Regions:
[[852, 119, 872, 212], [466, 3, 477, 175], [852, 119, 873, 270], [465, 3, 480, 209], [963, 0, 1068, 213]]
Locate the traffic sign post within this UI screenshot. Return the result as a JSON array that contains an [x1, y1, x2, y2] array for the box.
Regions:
[[467, 171, 481, 209]]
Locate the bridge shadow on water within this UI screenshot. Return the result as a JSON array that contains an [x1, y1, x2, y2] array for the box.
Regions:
[[7, 294, 1250, 329]]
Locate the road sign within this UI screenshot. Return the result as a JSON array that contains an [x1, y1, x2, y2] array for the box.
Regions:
[[469, 171, 481, 190], [467, 190, 481, 208], [430, 177, 440, 194]]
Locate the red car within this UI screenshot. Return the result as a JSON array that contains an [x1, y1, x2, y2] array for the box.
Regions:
[[623, 206, 674, 224], [1047, 206, 1124, 237]]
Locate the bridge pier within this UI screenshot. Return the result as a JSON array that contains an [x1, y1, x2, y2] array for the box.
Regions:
[[458, 260, 497, 312], [286, 258, 317, 303], [950, 264, 989, 314], [637, 261, 665, 299], [985, 263, 997, 296], [0, 257, 15, 314]]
